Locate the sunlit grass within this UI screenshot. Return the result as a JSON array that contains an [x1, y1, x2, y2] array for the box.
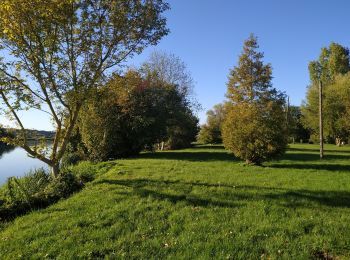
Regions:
[[1, 144, 350, 259]]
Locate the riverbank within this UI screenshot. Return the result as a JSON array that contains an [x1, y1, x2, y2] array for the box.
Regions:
[[1, 144, 350, 258]]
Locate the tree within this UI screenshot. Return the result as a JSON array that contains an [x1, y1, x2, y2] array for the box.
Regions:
[[164, 101, 199, 150], [141, 51, 195, 99], [287, 106, 310, 143], [141, 51, 200, 149], [321, 73, 350, 144], [197, 103, 226, 144], [222, 34, 287, 165], [78, 70, 159, 161], [76, 68, 198, 161], [302, 43, 350, 144], [0, 0, 169, 176]]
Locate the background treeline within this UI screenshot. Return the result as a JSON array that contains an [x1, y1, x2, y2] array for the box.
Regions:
[[0, 128, 14, 155], [65, 52, 199, 163], [303, 43, 350, 145], [198, 41, 350, 152]]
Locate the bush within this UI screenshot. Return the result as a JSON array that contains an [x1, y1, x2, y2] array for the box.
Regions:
[[69, 161, 97, 183], [222, 102, 287, 165], [0, 164, 97, 221], [43, 172, 82, 202], [61, 152, 84, 167]]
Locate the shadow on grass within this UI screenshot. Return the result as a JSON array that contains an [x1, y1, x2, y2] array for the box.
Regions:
[[268, 147, 350, 172], [269, 163, 350, 172], [97, 178, 350, 209], [191, 144, 226, 150], [137, 147, 350, 172], [282, 152, 350, 162], [287, 147, 350, 155], [138, 151, 237, 162]]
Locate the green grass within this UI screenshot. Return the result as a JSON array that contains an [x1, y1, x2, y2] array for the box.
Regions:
[[1, 144, 350, 259]]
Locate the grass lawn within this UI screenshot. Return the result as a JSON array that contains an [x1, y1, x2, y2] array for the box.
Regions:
[[1, 144, 350, 259]]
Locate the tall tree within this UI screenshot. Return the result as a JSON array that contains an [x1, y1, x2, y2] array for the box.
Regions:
[[141, 51, 194, 99], [0, 0, 169, 176], [222, 34, 287, 164], [302, 43, 350, 144], [141, 51, 200, 149], [140, 50, 201, 114]]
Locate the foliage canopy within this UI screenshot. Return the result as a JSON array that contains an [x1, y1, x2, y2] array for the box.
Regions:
[[0, 0, 169, 175], [222, 34, 287, 164]]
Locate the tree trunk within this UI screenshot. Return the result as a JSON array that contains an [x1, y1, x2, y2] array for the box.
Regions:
[[51, 163, 60, 177], [319, 80, 324, 159], [336, 137, 341, 146]]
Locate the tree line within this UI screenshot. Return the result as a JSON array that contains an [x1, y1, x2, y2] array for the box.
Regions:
[[0, 0, 172, 176], [198, 35, 350, 164], [65, 52, 199, 163], [1, 0, 349, 175]]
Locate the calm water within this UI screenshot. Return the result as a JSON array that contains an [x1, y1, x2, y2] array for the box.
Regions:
[[0, 146, 48, 185]]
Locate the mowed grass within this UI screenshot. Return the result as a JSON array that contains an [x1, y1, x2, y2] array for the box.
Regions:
[[1, 144, 350, 259]]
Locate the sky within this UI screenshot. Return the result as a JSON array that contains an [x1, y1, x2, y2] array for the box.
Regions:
[[1, 0, 350, 130]]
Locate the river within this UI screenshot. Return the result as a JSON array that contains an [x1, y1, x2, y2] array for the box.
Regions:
[[0, 146, 48, 185]]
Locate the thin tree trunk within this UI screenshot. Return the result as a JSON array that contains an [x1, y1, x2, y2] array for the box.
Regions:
[[319, 80, 324, 159]]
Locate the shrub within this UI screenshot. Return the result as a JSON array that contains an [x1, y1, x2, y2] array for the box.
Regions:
[[43, 173, 82, 202], [0, 163, 97, 221], [223, 102, 287, 165], [61, 152, 84, 167], [69, 161, 97, 183]]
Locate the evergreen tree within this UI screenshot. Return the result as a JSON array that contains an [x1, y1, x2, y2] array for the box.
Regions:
[[222, 34, 287, 164]]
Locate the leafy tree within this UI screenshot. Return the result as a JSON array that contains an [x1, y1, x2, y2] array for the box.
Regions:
[[287, 106, 310, 143], [76, 68, 198, 161], [141, 51, 195, 100], [309, 43, 350, 85], [197, 103, 226, 144], [302, 43, 350, 144], [321, 73, 350, 144], [222, 34, 287, 165], [78, 70, 166, 161], [0, 0, 169, 176], [164, 103, 199, 150], [141, 51, 199, 149]]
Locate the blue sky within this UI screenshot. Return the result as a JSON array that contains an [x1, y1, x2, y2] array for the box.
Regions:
[[1, 0, 350, 130]]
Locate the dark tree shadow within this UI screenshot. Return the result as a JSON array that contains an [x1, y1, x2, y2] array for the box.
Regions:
[[281, 152, 350, 161], [191, 145, 226, 150], [269, 163, 350, 172], [288, 147, 350, 155], [97, 178, 350, 209], [97, 179, 240, 208], [137, 151, 238, 162]]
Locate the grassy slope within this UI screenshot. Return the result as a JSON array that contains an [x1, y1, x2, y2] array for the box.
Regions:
[[1, 144, 350, 259]]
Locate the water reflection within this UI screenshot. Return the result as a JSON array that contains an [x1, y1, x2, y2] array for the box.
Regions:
[[0, 144, 48, 185], [0, 144, 15, 159]]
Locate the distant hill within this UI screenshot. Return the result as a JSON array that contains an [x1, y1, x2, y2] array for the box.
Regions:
[[3, 128, 55, 140]]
